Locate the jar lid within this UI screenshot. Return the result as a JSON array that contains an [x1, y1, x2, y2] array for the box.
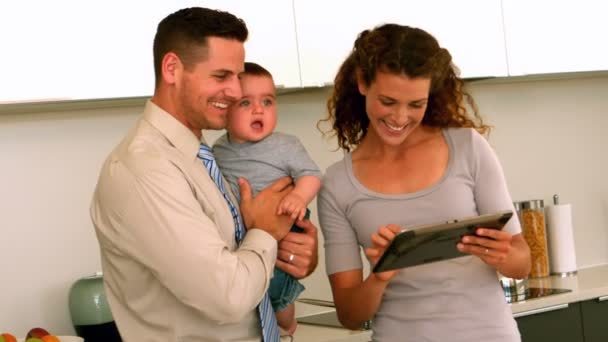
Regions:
[[516, 199, 544, 210], [513, 201, 523, 211]]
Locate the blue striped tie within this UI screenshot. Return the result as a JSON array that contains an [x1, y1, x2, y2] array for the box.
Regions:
[[198, 144, 280, 342]]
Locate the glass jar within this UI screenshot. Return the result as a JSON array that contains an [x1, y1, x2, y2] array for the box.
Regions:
[[515, 200, 550, 278]]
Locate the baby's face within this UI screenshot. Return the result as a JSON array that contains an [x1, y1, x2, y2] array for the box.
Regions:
[[226, 75, 277, 143]]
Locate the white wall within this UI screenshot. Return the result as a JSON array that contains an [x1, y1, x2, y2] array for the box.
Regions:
[[1, 75, 608, 335], [0, 107, 140, 335], [468, 75, 608, 268]]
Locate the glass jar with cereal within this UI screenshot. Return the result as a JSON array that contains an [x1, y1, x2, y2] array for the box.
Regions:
[[514, 199, 550, 278]]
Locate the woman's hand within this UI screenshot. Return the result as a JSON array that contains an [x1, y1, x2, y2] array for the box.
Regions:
[[457, 228, 512, 266], [275, 218, 318, 279], [457, 228, 531, 278], [365, 224, 402, 282], [457, 228, 531, 276]]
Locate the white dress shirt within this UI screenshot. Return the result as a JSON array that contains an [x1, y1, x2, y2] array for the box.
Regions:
[[90, 100, 277, 341]]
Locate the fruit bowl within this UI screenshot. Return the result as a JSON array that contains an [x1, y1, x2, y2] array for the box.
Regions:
[[17, 337, 83, 342]]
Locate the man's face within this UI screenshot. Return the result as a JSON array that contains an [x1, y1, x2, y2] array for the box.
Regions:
[[175, 37, 245, 132]]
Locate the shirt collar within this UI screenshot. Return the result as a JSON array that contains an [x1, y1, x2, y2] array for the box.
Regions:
[[142, 100, 204, 161]]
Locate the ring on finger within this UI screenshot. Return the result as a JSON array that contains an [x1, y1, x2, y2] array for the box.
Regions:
[[288, 253, 295, 263]]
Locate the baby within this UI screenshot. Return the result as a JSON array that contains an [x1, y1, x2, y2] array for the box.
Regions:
[[213, 62, 322, 335]]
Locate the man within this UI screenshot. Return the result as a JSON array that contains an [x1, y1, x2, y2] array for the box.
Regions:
[[90, 7, 318, 341]]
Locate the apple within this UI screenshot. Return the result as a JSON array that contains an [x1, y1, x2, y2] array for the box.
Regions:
[[0, 333, 17, 342], [41, 336, 60, 342], [26, 327, 50, 339]]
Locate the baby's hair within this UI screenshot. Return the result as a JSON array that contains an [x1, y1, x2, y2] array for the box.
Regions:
[[243, 62, 273, 78]]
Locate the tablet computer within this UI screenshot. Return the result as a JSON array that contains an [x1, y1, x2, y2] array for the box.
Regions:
[[373, 210, 513, 273]]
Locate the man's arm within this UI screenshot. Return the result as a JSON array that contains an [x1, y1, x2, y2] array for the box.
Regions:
[[92, 157, 280, 323]]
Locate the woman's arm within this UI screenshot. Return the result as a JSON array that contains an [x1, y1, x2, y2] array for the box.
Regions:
[[329, 270, 388, 329], [316, 168, 401, 328], [467, 130, 531, 278], [330, 225, 401, 329], [497, 234, 531, 278]]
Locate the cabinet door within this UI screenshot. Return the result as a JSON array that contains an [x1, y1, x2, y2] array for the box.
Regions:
[[0, 1, 300, 104], [0, 0, 162, 102], [515, 302, 583, 342], [581, 297, 608, 342], [188, 0, 301, 88], [503, 0, 608, 75], [294, 0, 508, 87]]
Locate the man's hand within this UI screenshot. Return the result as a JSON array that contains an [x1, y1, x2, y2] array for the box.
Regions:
[[276, 218, 318, 279], [238, 176, 295, 241]]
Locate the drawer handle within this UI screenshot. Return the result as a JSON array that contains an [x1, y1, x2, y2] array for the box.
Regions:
[[598, 295, 608, 302], [513, 303, 569, 318]]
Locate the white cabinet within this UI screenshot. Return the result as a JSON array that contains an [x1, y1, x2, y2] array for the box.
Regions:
[[6, 1, 608, 105], [503, 0, 608, 76], [294, 0, 508, 87], [0, 1, 301, 104], [0, 0, 162, 103], [198, 0, 301, 88]]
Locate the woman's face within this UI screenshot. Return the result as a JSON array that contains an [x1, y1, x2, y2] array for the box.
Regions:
[[358, 70, 431, 147]]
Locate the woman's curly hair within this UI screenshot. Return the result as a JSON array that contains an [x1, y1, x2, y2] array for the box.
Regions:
[[320, 24, 490, 152]]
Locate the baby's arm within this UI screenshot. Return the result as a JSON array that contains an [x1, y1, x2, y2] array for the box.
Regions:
[[276, 302, 298, 335], [277, 175, 322, 220]]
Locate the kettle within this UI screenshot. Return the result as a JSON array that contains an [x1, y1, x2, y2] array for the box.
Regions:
[[498, 272, 526, 302], [68, 272, 122, 342]]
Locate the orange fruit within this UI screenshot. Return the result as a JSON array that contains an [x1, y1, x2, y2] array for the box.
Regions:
[[41, 336, 60, 342], [1, 333, 17, 342]]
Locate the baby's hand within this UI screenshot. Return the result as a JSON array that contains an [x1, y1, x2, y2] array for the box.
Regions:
[[278, 192, 307, 221]]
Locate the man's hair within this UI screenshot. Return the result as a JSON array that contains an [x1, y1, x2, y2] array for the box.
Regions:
[[153, 7, 248, 86], [243, 62, 273, 78]]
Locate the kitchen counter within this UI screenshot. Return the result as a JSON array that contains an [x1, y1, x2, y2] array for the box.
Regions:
[[294, 303, 371, 342], [294, 322, 371, 342], [294, 264, 608, 341], [511, 264, 608, 315]]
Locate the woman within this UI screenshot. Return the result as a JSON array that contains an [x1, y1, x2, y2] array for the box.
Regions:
[[317, 24, 531, 342]]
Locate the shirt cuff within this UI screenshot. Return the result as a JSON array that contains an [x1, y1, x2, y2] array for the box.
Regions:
[[240, 228, 278, 279]]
